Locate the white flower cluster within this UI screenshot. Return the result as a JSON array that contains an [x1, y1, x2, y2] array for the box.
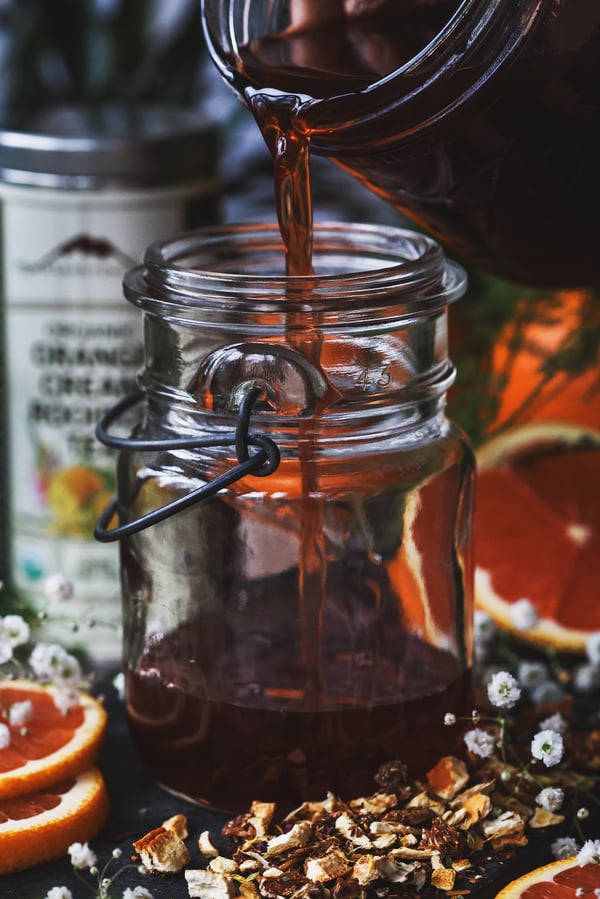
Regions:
[[0, 614, 30, 664], [487, 670, 522, 709], [45, 889, 154, 899], [0, 613, 85, 749], [450, 670, 569, 773], [45, 844, 155, 899], [530, 728, 565, 768], [551, 836, 600, 866], [535, 787, 564, 812], [509, 598, 539, 632], [569, 634, 600, 707], [29, 642, 82, 714], [473, 610, 497, 661], [577, 839, 600, 867], [464, 727, 496, 759]]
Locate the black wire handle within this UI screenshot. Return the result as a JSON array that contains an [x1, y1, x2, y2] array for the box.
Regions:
[[94, 384, 280, 543]]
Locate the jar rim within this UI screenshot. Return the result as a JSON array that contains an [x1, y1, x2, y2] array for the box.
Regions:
[[126, 222, 466, 318]]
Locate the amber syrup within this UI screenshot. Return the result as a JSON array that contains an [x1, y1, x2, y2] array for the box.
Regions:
[[126, 622, 473, 813]]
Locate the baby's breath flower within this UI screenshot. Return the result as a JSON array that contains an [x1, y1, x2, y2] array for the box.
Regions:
[[535, 787, 564, 812], [45, 889, 74, 899], [30, 643, 81, 686], [68, 841, 97, 869], [509, 598, 539, 631], [464, 728, 496, 759], [487, 670, 522, 709], [122, 887, 155, 899], [474, 610, 496, 644], [44, 573, 74, 602], [517, 660, 550, 690], [53, 686, 81, 716], [539, 712, 568, 735], [0, 723, 11, 749], [577, 807, 590, 820], [552, 836, 580, 860], [531, 729, 564, 767], [471, 709, 481, 724], [113, 671, 125, 701], [444, 713, 456, 726], [577, 839, 600, 866], [573, 663, 600, 694], [586, 632, 600, 666], [530, 680, 565, 706], [112, 848, 123, 859], [1, 614, 30, 648], [0, 639, 13, 665], [8, 700, 33, 727]]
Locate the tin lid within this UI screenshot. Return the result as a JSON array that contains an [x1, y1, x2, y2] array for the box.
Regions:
[[0, 103, 219, 188]]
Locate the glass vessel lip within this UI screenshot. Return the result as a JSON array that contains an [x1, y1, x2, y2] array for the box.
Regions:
[[125, 221, 466, 316], [201, 0, 536, 139]]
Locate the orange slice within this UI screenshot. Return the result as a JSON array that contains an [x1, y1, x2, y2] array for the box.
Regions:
[[0, 680, 107, 799], [0, 766, 109, 874], [475, 423, 600, 652], [489, 288, 600, 433], [496, 856, 600, 898]]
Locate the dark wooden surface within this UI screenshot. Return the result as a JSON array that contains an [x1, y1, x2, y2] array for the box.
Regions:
[[0, 681, 564, 899]]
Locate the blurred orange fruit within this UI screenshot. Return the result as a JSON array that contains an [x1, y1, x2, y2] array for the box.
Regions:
[[490, 289, 600, 432], [475, 423, 600, 652]]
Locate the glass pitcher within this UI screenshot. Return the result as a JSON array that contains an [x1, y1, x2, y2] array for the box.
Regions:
[[201, 0, 600, 289]]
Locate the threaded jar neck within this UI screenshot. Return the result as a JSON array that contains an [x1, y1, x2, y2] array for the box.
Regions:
[[124, 223, 466, 441]]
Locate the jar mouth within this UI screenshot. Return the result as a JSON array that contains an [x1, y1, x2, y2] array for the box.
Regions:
[[126, 222, 466, 318]]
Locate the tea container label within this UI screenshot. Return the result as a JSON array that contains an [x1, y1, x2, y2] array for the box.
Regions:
[[0, 180, 214, 661]]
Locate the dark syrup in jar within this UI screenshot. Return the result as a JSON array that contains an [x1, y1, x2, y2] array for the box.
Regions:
[[125, 561, 473, 814]]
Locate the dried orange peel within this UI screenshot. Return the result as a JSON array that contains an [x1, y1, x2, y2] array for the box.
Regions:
[[0, 679, 107, 799]]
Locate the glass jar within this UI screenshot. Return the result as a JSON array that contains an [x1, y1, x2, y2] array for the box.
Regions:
[[201, 0, 600, 288], [104, 222, 474, 812]]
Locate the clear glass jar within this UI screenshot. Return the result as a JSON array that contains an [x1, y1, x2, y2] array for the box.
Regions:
[[110, 222, 474, 812], [201, 0, 600, 287]]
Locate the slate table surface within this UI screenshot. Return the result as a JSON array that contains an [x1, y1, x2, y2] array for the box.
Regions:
[[0, 679, 572, 899]]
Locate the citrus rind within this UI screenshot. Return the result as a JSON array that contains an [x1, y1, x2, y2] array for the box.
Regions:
[[0, 765, 110, 875], [495, 855, 600, 898], [475, 423, 600, 653], [0, 679, 107, 799]]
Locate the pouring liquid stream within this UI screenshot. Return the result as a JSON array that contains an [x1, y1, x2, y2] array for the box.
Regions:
[[269, 105, 326, 709]]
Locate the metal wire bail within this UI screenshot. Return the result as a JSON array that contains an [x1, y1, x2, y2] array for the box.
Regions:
[[94, 384, 280, 542]]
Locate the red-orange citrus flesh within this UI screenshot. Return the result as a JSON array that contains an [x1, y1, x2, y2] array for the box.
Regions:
[[0, 680, 107, 798], [0, 766, 109, 874], [475, 424, 600, 651], [496, 856, 600, 898]]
